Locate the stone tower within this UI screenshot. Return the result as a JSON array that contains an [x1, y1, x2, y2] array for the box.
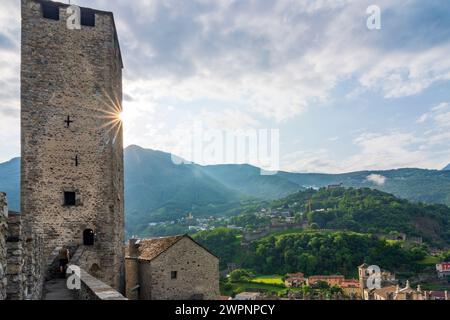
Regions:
[[21, 0, 124, 290]]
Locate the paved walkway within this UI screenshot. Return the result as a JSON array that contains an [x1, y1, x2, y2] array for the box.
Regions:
[[42, 277, 76, 300]]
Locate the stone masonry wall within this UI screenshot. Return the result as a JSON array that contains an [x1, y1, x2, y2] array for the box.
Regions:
[[24, 234, 44, 299], [21, 0, 124, 291], [0, 193, 7, 300], [72, 266, 127, 300], [6, 213, 26, 300], [141, 237, 220, 300]]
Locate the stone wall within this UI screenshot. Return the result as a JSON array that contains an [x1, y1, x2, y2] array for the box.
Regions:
[[6, 212, 26, 300], [0, 193, 7, 300], [141, 237, 220, 300], [21, 0, 124, 291], [70, 266, 127, 300], [24, 234, 44, 299], [0, 193, 44, 300]]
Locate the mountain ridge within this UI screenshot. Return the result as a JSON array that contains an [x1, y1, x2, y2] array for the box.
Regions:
[[1, 146, 449, 235]]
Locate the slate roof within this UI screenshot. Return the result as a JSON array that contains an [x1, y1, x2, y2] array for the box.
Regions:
[[137, 235, 184, 261]]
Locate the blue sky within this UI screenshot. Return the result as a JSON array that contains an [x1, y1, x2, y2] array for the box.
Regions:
[[0, 0, 450, 173]]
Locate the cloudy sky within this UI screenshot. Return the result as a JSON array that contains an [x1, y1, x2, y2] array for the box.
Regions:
[[1, 0, 450, 173]]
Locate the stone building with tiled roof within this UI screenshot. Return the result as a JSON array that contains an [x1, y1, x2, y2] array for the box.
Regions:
[[125, 235, 219, 300], [364, 281, 426, 300]]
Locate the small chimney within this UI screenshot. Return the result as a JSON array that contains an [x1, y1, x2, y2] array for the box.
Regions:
[[128, 238, 140, 257]]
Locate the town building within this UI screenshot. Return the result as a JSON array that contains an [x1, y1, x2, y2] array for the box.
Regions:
[[234, 292, 262, 300], [436, 262, 450, 278], [358, 263, 397, 296], [425, 290, 449, 300], [308, 275, 345, 287], [340, 279, 361, 298], [285, 273, 307, 287], [366, 281, 425, 300], [125, 235, 220, 300]]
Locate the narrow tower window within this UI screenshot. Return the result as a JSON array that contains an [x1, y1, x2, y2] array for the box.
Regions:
[[64, 191, 76, 206], [42, 3, 60, 20], [171, 271, 178, 279], [74, 155, 79, 167], [81, 8, 95, 27]]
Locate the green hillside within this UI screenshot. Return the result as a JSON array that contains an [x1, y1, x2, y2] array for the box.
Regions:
[[278, 169, 450, 206], [271, 187, 450, 245], [0, 157, 20, 211], [124, 145, 244, 235], [193, 228, 428, 277], [201, 164, 302, 199]]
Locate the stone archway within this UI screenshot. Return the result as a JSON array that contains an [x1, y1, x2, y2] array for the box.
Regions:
[[83, 229, 95, 246]]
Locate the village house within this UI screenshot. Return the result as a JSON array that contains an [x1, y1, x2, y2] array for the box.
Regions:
[[340, 279, 361, 298], [125, 235, 220, 300], [365, 281, 425, 300], [426, 291, 449, 300], [234, 292, 262, 300], [285, 273, 307, 287], [308, 275, 345, 287]]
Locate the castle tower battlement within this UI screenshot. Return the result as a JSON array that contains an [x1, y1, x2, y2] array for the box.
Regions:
[[21, 0, 124, 290]]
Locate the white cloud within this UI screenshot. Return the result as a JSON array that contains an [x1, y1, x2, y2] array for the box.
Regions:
[[366, 174, 387, 185], [282, 130, 446, 173], [1, 0, 450, 171]]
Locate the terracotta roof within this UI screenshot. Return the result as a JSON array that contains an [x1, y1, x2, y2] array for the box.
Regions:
[[373, 285, 398, 299], [286, 272, 305, 277], [137, 235, 184, 261], [340, 279, 360, 288], [428, 291, 447, 298], [309, 275, 345, 280]]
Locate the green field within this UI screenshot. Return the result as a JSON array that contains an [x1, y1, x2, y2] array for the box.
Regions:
[[250, 275, 284, 285], [418, 255, 440, 265], [222, 281, 286, 297]]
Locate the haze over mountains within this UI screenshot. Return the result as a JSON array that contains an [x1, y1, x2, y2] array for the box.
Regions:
[[1, 145, 450, 233]]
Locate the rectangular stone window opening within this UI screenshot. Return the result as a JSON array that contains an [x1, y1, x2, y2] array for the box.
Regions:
[[81, 8, 95, 27], [64, 191, 76, 206], [171, 271, 178, 280], [42, 3, 60, 20]]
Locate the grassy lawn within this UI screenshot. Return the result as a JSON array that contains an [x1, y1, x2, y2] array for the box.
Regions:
[[251, 275, 285, 286], [418, 255, 440, 265], [232, 281, 286, 295], [220, 276, 286, 297]]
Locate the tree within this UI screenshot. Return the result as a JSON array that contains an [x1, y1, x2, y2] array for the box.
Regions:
[[229, 269, 254, 282]]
